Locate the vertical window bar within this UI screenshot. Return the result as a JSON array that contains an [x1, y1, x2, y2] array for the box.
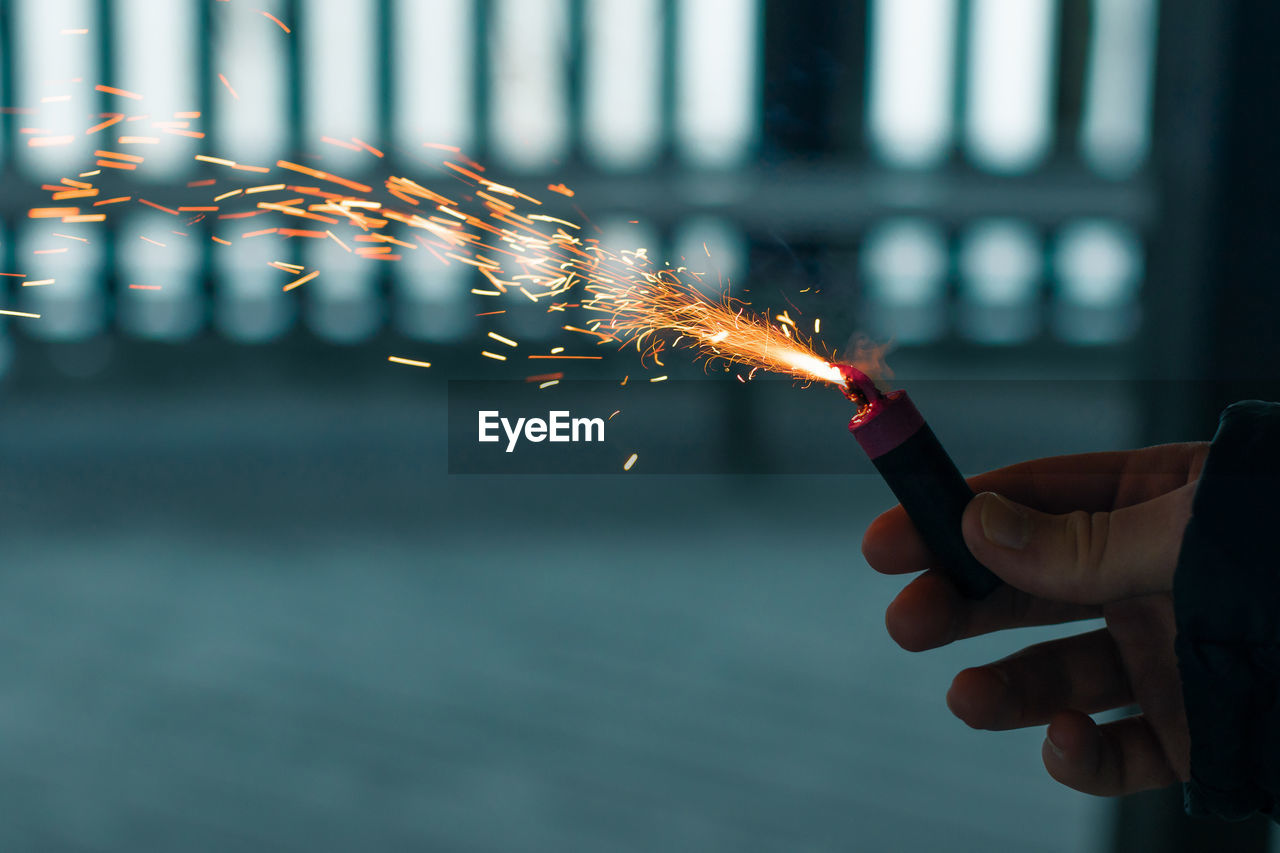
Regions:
[[0, 223, 13, 377], [98, 0, 117, 335], [393, 0, 475, 154], [659, 0, 677, 166], [284, 0, 303, 159], [473, 0, 491, 160], [212, 0, 290, 165], [377, 0, 393, 151], [762, 0, 868, 158], [14, 0, 100, 178], [195, 0, 216, 321], [583, 0, 663, 171], [301, 0, 378, 173], [866, 0, 958, 168], [0, 1, 12, 175], [675, 0, 761, 169], [376, 0, 394, 339], [964, 0, 1058, 173], [487, 0, 571, 172], [833, 1, 870, 158], [1080, 0, 1157, 177], [565, 0, 585, 167], [112, 0, 198, 179], [1051, 0, 1092, 161]]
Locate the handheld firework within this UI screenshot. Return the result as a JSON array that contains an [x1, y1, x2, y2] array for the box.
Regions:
[[837, 364, 1001, 600]]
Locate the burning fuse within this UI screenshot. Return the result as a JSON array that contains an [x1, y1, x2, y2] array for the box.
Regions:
[[837, 363, 1001, 600]]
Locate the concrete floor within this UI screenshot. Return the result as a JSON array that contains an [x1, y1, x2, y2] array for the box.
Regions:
[[0, 381, 1127, 851]]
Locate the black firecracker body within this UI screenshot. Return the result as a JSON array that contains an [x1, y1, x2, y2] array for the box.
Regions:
[[870, 423, 1002, 599]]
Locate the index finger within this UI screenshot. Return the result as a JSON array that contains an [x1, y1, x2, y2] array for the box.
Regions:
[[862, 443, 1205, 576]]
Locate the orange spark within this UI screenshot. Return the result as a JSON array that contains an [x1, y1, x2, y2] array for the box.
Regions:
[[282, 270, 319, 291], [28, 135, 74, 147], [218, 74, 240, 100], [276, 160, 372, 194], [96, 84, 143, 100], [258, 9, 291, 32], [388, 356, 432, 369]]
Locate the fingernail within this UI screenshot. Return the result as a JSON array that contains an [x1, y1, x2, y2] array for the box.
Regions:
[[1045, 732, 1065, 760], [980, 493, 1030, 550]]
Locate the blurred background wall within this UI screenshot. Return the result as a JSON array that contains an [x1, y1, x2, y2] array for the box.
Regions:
[[0, 0, 1272, 850]]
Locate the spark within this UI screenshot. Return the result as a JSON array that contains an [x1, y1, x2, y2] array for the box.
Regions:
[[0, 310, 40, 319], [325, 230, 352, 252], [21, 279, 54, 287], [218, 74, 240, 100], [388, 356, 432, 369], [258, 9, 291, 32], [28, 135, 75, 147], [528, 355, 603, 360], [282, 270, 319, 292], [487, 331, 518, 348], [276, 160, 372, 194], [139, 199, 180, 215], [95, 150, 144, 163], [481, 351, 507, 361], [85, 112, 122, 133], [95, 84, 143, 100], [623, 453, 638, 472]]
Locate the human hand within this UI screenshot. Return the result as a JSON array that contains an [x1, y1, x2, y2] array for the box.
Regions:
[[861, 442, 1210, 797]]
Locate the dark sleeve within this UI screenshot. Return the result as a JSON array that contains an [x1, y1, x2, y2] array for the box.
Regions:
[[1174, 400, 1280, 821]]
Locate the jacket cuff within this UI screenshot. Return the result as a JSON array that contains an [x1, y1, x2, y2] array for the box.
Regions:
[[1175, 400, 1280, 821]]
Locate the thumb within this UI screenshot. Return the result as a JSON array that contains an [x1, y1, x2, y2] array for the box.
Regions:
[[961, 483, 1196, 604]]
